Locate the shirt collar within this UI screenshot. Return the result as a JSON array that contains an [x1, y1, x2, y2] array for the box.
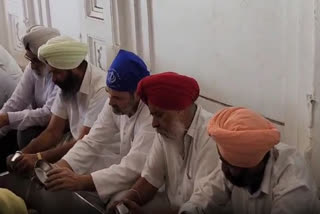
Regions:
[[79, 63, 91, 95], [185, 104, 201, 139]]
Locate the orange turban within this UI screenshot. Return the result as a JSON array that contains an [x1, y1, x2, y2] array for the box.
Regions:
[[208, 107, 280, 168]]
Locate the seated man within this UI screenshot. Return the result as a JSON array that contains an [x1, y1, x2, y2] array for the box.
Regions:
[[0, 44, 22, 108], [182, 107, 320, 214], [8, 36, 108, 174], [109, 72, 219, 213], [0, 26, 59, 172], [44, 49, 155, 204]]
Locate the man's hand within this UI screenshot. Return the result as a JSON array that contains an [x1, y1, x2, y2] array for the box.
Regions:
[[14, 153, 38, 174], [45, 167, 91, 192], [0, 113, 9, 128]]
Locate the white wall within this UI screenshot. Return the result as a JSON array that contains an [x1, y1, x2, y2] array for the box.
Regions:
[[312, 0, 320, 195], [49, 0, 81, 40], [149, 0, 315, 150]]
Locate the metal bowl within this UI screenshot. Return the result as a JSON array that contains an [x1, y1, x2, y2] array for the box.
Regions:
[[34, 160, 53, 184]]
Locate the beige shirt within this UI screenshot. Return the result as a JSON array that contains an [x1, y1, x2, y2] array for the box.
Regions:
[[141, 105, 219, 210], [51, 63, 107, 139], [62, 100, 155, 202], [181, 143, 320, 214]]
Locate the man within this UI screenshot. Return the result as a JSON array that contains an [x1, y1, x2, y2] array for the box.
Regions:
[[0, 26, 59, 172], [44, 49, 155, 204], [0, 45, 22, 108], [9, 36, 107, 174], [109, 72, 219, 213], [182, 107, 320, 214]]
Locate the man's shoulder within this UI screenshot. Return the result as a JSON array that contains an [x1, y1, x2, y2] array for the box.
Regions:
[[88, 63, 107, 91], [271, 143, 317, 194]]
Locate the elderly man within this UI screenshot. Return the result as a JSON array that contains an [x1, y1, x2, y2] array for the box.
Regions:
[[182, 107, 320, 214], [109, 72, 219, 213], [8, 36, 107, 175], [0, 45, 22, 108], [44, 49, 155, 205], [0, 26, 59, 172]]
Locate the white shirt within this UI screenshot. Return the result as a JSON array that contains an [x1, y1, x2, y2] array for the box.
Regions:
[[141, 105, 219, 210], [51, 63, 107, 139], [181, 143, 320, 214], [0, 63, 57, 136], [0, 45, 22, 84], [62, 100, 155, 202]]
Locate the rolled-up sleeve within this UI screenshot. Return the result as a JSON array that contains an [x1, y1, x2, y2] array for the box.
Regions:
[[141, 135, 166, 189]]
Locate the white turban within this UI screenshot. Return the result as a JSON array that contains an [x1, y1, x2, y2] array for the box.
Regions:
[[22, 25, 60, 55], [38, 36, 88, 70]]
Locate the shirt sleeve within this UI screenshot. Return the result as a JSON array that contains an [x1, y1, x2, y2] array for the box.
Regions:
[[271, 177, 320, 214], [83, 87, 108, 128], [51, 91, 68, 120], [141, 135, 167, 189], [0, 72, 16, 109], [1, 64, 58, 130], [91, 106, 156, 201], [180, 162, 231, 214], [1, 64, 35, 114]]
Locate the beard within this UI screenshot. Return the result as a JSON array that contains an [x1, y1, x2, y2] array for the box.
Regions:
[[158, 119, 186, 141], [56, 71, 81, 100], [224, 170, 248, 187], [110, 95, 136, 116]]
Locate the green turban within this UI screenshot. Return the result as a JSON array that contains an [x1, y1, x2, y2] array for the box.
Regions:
[[0, 188, 28, 214], [38, 36, 88, 70]]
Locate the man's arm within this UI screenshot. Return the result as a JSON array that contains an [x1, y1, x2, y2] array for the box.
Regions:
[[22, 115, 66, 154], [122, 177, 158, 205], [12, 115, 66, 174], [40, 126, 91, 163]]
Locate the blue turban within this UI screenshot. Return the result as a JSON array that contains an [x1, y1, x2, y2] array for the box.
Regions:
[[107, 49, 150, 92]]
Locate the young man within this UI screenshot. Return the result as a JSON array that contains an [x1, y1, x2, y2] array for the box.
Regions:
[[9, 36, 107, 174]]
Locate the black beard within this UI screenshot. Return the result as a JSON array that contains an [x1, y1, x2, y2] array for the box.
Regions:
[[58, 71, 81, 100]]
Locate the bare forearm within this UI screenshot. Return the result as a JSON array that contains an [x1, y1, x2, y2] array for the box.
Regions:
[[22, 131, 61, 154], [41, 140, 76, 163], [79, 174, 96, 191], [124, 177, 158, 205]]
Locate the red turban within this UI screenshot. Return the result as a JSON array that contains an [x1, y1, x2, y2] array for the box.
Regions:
[[137, 72, 200, 110], [208, 107, 280, 168]]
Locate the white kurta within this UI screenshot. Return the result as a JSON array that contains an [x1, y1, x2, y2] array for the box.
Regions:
[[51, 63, 107, 139], [62, 100, 155, 202], [0, 63, 57, 136], [181, 143, 320, 214], [141, 105, 219, 211]]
